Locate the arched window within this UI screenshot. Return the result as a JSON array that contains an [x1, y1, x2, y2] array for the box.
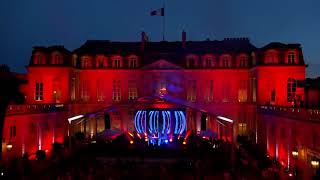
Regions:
[[264, 50, 278, 64], [51, 52, 63, 64], [220, 55, 231, 68], [81, 56, 92, 68], [96, 55, 107, 68], [112, 56, 123, 68], [287, 51, 296, 64], [202, 55, 215, 68], [33, 52, 46, 65], [237, 54, 248, 67], [128, 55, 138, 68], [186, 55, 198, 68], [287, 78, 297, 102]]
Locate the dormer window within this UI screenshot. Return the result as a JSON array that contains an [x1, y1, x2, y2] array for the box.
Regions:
[[186, 55, 198, 68], [128, 56, 138, 68], [96, 56, 107, 68], [203, 55, 215, 68], [112, 56, 123, 68], [114, 59, 121, 68], [287, 51, 296, 64], [238, 55, 248, 67], [264, 50, 278, 64], [33, 53, 46, 65], [51, 52, 63, 65], [81, 56, 92, 68], [220, 55, 231, 67]]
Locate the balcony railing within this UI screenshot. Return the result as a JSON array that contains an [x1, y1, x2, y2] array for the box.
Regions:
[[6, 104, 69, 116], [258, 105, 320, 122]]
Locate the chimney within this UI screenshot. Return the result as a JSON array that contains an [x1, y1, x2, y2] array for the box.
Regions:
[[182, 30, 186, 48], [141, 31, 146, 52]]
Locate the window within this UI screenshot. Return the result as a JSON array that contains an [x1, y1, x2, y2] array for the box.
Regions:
[[10, 125, 16, 138], [35, 81, 43, 101], [222, 81, 231, 102], [113, 59, 121, 68], [239, 56, 247, 67], [52, 78, 61, 103], [186, 55, 198, 68], [129, 58, 138, 68], [34, 53, 45, 65], [238, 80, 247, 102], [252, 78, 257, 102], [97, 58, 103, 67], [71, 77, 76, 101], [187, 80, 196, 102], [238, 123, 247, 136], [287, 52, 296, 64], [52, 53, 62, 64], [287, 78, 297, 102], [204, 56, 214, 68], [81, 57, 92, 68], [97, 79, 105, 101], [271, 89, 276, 103], [188, 59, 196, 68], [205, 80, 214, 102], [112, 80, 121, 101], [128, 80, 138, 100], [96, 56, 107, 68], [221, 56, 231, 67], [265, 50, 278, 64], [80, 80, 89, 101], [72, 54, 77, 66], [251, 52, 256, 66]]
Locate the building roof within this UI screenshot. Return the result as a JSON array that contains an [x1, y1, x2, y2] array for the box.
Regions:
[[74, 38, 256, 56]]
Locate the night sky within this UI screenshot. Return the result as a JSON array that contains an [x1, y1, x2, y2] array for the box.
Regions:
[[0, 0, 319, 77]]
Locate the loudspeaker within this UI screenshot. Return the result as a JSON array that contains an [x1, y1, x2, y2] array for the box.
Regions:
[[104, 113, 111, 129]]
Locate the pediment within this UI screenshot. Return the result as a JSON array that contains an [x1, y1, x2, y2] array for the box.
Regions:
[[142, 59, 183, 70]]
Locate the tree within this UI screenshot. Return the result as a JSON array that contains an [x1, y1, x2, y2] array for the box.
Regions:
[[0, 65, 26, 161]]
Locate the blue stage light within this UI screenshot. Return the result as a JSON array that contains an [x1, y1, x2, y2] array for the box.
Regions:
[[134, 109, 186, 145]]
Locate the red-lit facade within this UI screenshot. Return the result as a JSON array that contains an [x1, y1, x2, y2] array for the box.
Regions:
[[4, 34, 312, 168]]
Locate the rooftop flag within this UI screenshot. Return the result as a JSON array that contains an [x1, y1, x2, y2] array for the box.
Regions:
[[150, 8, 164, 16]]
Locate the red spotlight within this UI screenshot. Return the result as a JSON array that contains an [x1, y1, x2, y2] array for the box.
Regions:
[[130, 140, 134, 144]]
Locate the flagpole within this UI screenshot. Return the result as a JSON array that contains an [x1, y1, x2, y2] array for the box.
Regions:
[[162, 2, 165, 41]]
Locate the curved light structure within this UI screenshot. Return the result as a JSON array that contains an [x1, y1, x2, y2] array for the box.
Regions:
[[134, 109, 186, 145]]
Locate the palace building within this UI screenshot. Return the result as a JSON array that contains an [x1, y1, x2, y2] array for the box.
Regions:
[[3, 31, 308, 159]]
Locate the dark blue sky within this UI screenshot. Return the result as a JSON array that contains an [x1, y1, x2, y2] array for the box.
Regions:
[[1, 0, 319, 77]]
